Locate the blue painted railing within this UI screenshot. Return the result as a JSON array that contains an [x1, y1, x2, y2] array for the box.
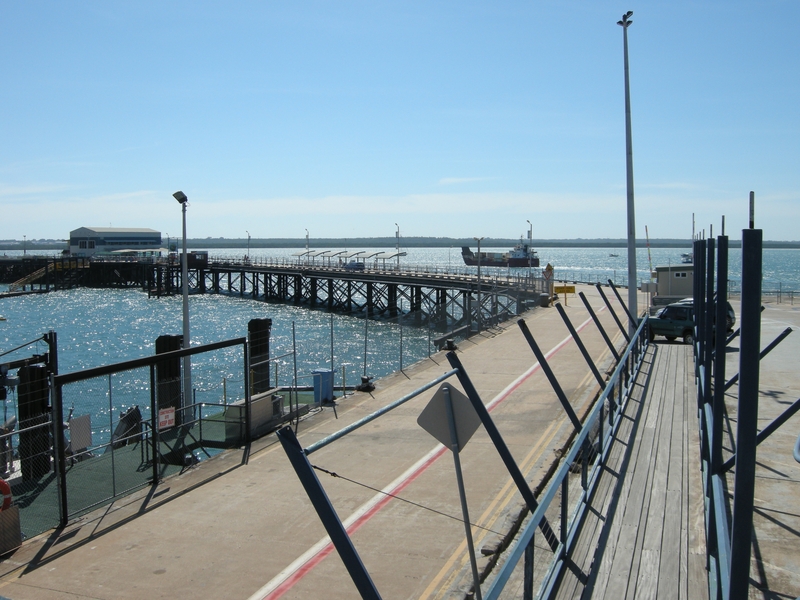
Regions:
[[481, 315, 650, 599]]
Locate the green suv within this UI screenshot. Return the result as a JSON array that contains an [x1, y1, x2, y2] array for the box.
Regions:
[[648, 302, 695, 344]]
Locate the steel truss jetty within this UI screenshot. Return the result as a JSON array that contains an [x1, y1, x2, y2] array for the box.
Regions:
[[131, 257, 546, 331], [2, 254, 548, 331]]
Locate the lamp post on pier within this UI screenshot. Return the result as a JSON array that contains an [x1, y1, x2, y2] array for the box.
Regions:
[[395, 223, 400, 270], [474, 236, 484, 331], [526, 219, 533, 284], [618, 10, 638, 333], [173, 191, 192, 413]]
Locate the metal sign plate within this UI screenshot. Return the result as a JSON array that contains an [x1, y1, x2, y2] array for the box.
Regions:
[[417, 383, 481, 452]]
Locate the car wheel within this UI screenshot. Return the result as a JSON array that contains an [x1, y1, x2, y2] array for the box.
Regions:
[[683, 331, 693, 345]]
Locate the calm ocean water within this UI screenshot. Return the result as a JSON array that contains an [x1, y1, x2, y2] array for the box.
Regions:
[[1, 245, 796, 444], [2, 244, 798, 378]]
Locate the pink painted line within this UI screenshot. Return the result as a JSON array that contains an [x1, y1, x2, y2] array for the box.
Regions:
[[260, 446, 447, 599], [254, 311, 604, 600]]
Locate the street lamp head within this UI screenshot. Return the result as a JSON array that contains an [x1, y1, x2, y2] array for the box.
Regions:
[[617, 11, 633, 26], [173, 191, 188, 204]]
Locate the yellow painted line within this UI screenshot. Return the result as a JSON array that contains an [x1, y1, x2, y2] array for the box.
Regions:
[[419, 333, 623, 599], [0, 565, 26, 586], [418, 419, 561, 600], [423, 421, 562, 600]]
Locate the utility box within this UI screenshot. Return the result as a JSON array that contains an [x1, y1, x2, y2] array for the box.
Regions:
[[313, 369, 334, 404]]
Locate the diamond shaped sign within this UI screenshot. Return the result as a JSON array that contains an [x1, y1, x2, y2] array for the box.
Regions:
[[417, 383, 482, 452]]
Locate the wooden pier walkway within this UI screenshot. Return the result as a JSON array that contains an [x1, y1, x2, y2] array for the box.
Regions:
[[553, 342, 708, 599], [492, 339, 709, 600]]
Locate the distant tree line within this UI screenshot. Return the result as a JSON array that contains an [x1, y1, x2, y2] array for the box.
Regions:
[[2, 237, 799, 252]]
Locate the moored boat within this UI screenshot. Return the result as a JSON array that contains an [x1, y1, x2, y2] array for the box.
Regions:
[[461, 239, 540, 268]]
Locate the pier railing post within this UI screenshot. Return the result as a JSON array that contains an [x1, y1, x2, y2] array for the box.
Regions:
[[703, 237, 715, 405], [728, 228, 762, 600]]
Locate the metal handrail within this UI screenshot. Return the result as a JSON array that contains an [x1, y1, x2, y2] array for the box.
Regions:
[[483, 316, 649, 600], [483, 314, 649, 599]]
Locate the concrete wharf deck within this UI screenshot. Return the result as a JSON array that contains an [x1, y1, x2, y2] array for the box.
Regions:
[[0, 286, 797, 599]]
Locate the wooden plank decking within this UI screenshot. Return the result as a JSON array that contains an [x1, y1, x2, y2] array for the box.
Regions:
[[554, 342, 708, 599]]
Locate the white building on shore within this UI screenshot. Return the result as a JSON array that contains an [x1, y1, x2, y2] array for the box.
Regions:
[[69, 227, 162, 257]]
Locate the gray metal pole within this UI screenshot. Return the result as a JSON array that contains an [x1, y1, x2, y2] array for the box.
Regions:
[[181, 201, 192, 415], [363, 318, 368, 377], [618, 11, 638, 333], [444, 387, 482, 600], [475, 237, 483, 331], [395, 223, 400, 270]]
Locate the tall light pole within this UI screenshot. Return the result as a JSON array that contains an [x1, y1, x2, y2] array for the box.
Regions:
[[173, 191, 192, 413], [246, 230, 251, 260], [526, 219, 533, 283], [474, 236, 484, 331], [395, 223, 400, 270], [618, 10, 638, 332]]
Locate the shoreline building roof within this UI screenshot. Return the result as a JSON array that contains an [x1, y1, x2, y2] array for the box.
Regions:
[[69, 227, 162, 257]]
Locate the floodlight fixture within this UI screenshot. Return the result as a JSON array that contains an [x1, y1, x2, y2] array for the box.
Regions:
[[173, 191, 188, 204]]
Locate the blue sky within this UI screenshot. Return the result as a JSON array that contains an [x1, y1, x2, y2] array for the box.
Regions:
[[1, 1, 798, 242]]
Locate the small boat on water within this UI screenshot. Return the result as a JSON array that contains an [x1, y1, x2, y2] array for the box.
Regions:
[[609, 253, 619, 258], [461, 239, 540, 268]]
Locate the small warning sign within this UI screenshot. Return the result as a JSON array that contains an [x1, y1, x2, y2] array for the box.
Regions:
[[417, 384, 481, 452], [158, 407, 175, 431], [542, 263, 554, 281]]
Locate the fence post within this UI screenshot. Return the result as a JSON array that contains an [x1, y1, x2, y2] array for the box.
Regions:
[[728, 228, 762, 600], [712, 235, 728, 474], [50, 374, 69, 527], [150, 364, 159, 484], [703, 238, 715, 406], [244, 340, 251, 445]]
